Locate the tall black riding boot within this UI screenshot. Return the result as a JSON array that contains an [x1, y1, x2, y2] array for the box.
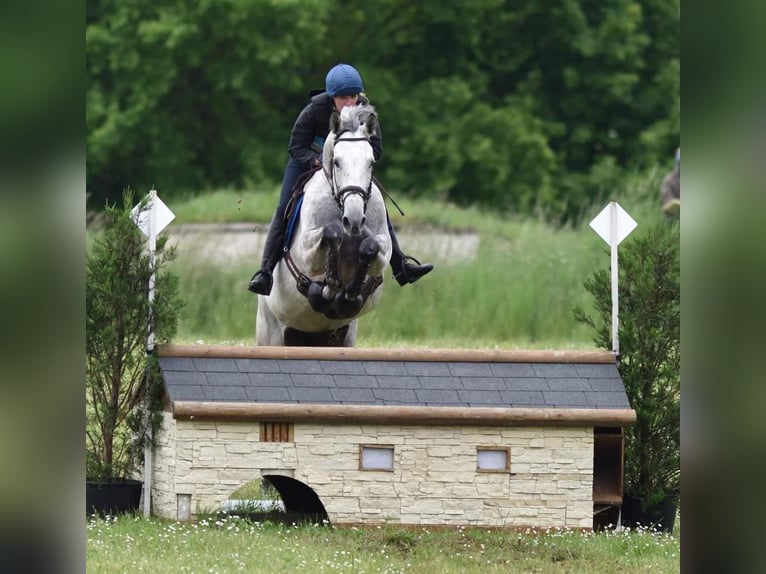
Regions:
[[247, 213, 286, 295], [388, 224, 433, 286]]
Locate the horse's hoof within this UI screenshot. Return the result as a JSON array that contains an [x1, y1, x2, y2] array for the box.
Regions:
[[307, 282, 332, 313], [331, 292, 364, 318], [321, 223, 343, 246], [359, 237, 380, 262]]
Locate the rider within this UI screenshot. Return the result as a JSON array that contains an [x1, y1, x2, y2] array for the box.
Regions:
[[247, 63, 433, 295]]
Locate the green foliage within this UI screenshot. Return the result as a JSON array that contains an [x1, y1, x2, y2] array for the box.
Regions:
[[574, 220, 680, 506], [87, 0, 680, 224], [86, 189, 185, 480]]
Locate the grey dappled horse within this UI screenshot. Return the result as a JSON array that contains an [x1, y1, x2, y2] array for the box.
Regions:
[[256, 105, 392, 346]]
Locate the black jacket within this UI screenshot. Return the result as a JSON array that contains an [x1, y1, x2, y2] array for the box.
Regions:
[[287, 92, 383, 166]]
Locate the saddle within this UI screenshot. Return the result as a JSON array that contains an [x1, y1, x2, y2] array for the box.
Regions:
[[282, 166, 323, 249]]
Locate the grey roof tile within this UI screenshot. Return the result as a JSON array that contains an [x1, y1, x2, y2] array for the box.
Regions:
[[375, 375, 421, 389], [458, 390, 502, 406], [191, 358, 239, 372], [331, 387, 376, 403], [205, 372, 250, 386], [363, 361, 408, 376], [499, 390, 546, 406], [291, 374, 336, 387], [235, 358, 280, 373], [415, 389, 461, 405], [418, 376, 459, 390], [280, 360, 324, 374], [245, 386, 291, 402], [448, 362, 494, 377], [545, 378, 591, 392], [166, 384, 206, 401], [372, 388, 419, 404], [248, 372, 294, 387], [405, 362, 452, 376], [206, 386, 249, 401], [505, 377, 547, 391], [543, 391, 590, 407], [288, 387, 333, 403], [533, 364, 579, 378], [490, 363, 536, 377], [320, 360, 367, 375], [585, 391, 631, 408], [163, 371, 207, 386], [333, 374, 379, 388], [460, 377, 506, 391], [575, 363, 620, 378], [587, 378, 626, 392]]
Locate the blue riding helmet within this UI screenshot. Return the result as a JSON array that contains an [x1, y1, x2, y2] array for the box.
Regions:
[[325, 63, 364, 97]]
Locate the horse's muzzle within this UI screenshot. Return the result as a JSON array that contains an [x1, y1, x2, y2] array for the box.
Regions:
[[343, 214, 366, 236]]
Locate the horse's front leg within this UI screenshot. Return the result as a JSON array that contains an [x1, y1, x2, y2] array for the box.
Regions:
[[302, 222, 344, 313], [331, 236, 380, 319], [348, 236, 380, 296]]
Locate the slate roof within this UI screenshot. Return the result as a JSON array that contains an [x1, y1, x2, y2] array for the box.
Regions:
[[159, 348, 630, 411]]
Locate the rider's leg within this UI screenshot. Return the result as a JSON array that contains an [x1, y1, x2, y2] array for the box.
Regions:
[[248, 159, 308, 295], [387, 217, 434, 286]]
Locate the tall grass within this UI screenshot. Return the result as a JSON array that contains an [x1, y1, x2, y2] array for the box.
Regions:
[[168, 224, 608, 348]]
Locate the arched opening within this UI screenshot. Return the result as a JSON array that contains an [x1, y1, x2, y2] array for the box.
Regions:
[[262, 474, 329, 524], [221, 475, 329, 525]]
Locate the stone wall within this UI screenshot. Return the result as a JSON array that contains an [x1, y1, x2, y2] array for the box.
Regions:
[[152, 414, 594, 528]]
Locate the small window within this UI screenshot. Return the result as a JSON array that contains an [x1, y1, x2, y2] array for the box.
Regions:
[[260, 422, 294, 442], [359, 445, 394, 471], [477, 446, 511, 472]]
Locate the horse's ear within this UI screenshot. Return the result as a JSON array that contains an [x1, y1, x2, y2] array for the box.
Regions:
[[330, 111, 341, 134], [365, 112, 377, 136]]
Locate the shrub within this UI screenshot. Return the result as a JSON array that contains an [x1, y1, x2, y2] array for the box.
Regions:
[[86, 189, 184, 480], [574, 220, 680, 506]]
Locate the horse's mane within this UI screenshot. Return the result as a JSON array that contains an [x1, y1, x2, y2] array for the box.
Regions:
[[338, 104, 376, 133], [323, 104, 377, 168]]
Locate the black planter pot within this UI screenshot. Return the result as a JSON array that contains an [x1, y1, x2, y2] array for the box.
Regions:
[[621, 492, 679, 533], [86, 478, 143, 516]]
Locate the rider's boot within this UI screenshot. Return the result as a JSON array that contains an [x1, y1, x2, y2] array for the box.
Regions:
[[388, 224, 433, 286], [247, 213, 286, 295]]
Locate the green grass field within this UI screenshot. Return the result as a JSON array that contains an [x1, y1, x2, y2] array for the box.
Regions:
[[86, 514, 679, 574]]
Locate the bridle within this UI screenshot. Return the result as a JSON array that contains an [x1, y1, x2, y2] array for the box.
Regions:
[[326, 132, 374, 212]]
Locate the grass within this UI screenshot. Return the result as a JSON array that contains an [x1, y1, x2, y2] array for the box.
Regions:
[[165, 192, 666, 348], [86, 514, 679, 573]]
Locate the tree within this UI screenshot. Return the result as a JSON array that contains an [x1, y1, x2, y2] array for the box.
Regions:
[[86, 188, 184, 479]]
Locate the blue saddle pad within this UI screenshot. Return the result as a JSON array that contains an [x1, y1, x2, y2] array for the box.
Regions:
[[284, 195, 304, 249]]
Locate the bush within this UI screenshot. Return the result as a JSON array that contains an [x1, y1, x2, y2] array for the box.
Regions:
[[86, 189, 184, 480], [574, 220, 680, 506]]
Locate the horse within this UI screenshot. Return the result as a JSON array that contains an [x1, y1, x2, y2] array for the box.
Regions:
[[255, 104, 392, 346]]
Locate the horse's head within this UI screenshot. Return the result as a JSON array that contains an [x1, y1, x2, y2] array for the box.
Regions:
[[324, 105, 377, 236]]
